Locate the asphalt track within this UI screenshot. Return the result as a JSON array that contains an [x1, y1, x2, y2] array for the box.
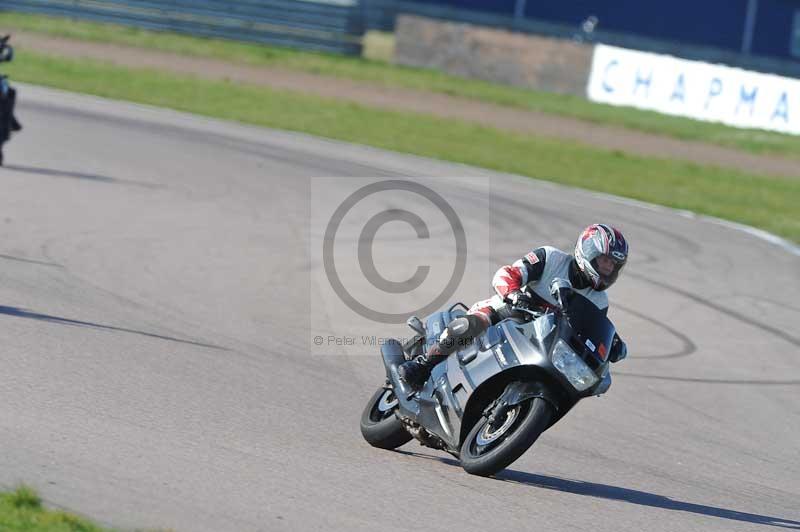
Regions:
[[1, 85, 798, 531]]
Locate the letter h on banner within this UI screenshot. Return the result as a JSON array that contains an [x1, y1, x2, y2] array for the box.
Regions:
[[633, 68, 652, 97]]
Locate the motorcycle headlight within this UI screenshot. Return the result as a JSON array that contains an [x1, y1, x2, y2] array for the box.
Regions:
[[551, 339, 599, 392]]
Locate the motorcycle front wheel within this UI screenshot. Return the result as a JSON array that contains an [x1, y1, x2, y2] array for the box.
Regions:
[[460, 397, 553, 477], [359, 387, 412, 450]]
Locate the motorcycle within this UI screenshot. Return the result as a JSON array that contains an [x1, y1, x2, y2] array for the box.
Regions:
[[0, 34, 20, 166], [360, 278, 617, 477]]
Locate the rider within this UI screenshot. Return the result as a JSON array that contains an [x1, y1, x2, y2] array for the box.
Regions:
[[0, 35, 22, 133], [398, 223, 630, 389]]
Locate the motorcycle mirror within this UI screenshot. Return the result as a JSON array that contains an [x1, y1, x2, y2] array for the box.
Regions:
[[406, 315, 426, 336], [549, 277, 572, 308]]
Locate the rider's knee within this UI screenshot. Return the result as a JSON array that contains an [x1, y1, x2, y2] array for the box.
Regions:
[[447, 314, 488, 339], [435, 314, 490, 355]]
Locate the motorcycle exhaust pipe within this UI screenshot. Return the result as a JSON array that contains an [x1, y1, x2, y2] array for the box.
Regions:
[[380, 340, 416, 404]]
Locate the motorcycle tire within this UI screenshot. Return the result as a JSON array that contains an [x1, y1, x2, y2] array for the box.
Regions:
[[360, 387, 412, 450], [460, 397, 553, 477]]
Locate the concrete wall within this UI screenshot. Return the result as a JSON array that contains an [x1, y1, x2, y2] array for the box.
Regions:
[[394, 15, 594, 96]]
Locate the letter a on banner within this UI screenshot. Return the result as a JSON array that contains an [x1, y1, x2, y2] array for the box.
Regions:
[[772, 92, 789, 123], [670, 74, 686, 103]]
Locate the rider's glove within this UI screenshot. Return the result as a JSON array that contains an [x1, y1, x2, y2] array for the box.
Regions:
[[506, 290, 534, 310], [609, 334, 627, 363]]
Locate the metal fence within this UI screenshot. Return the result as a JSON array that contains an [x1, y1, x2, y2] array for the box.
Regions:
[[363, 0, 580, 37], [364, 0, 800, 79], [3, 0, 798, 78], [0, 0, 365, 55]]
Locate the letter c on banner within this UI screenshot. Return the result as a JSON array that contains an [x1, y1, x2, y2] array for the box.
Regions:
[[602, 60, 619, 93], [705, 78, 723, 109]]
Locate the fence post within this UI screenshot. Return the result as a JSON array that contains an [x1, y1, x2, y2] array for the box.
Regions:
[[359, 0, 369, 34], [741, 0, 759, 54], [513, 0, 527, 21]]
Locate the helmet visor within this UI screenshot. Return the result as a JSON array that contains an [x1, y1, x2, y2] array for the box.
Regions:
[[591, 254, 626, 290]]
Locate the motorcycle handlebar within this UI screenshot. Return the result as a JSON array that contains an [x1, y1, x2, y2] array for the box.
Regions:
[[498, 305, 545, 323]]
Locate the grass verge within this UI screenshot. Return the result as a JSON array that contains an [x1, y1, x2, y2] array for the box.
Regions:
[[5, 50, 799, 242], [1, 11, 799, 159], [0, 486, 108, 531]]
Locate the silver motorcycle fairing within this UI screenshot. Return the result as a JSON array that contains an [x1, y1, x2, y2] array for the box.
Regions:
[[382, 310, 612, 452]]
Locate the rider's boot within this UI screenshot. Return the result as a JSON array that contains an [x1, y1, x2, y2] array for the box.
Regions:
[[398, 347, 444, 390], [10, 115, 21, 132]]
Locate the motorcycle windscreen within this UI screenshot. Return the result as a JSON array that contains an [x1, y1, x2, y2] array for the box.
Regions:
[[565, 293, 616, 364]]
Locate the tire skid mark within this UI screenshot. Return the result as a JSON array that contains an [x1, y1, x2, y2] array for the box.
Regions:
[[22, 101, 406, 178], [714, 294, 800, 315], [616, 372, 800, 386], [614, 274, 800, 384], [628, 272, 800, 349], [0, 253, 62, 267], [0, 304, 229, 350], [614, 303, 697, 359], [493, 191, 700, 270]]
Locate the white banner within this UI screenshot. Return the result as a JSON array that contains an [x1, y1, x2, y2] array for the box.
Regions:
[[587, 44, 800, 136]]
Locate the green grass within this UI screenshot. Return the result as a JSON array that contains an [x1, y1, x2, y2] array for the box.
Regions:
[[0, 486, 108, 531], [5, 50, 799, 242], [2, 11, 800, 159]]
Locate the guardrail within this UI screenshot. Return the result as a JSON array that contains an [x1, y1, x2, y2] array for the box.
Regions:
[[0, 0, 365, 55]]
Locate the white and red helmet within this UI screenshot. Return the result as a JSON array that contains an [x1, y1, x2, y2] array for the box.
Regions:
[[574, 224, 629, 291]]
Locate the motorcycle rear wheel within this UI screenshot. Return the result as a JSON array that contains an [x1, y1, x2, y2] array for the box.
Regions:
[[460, 397, 553, 477], [360, 387, 412, 450]]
